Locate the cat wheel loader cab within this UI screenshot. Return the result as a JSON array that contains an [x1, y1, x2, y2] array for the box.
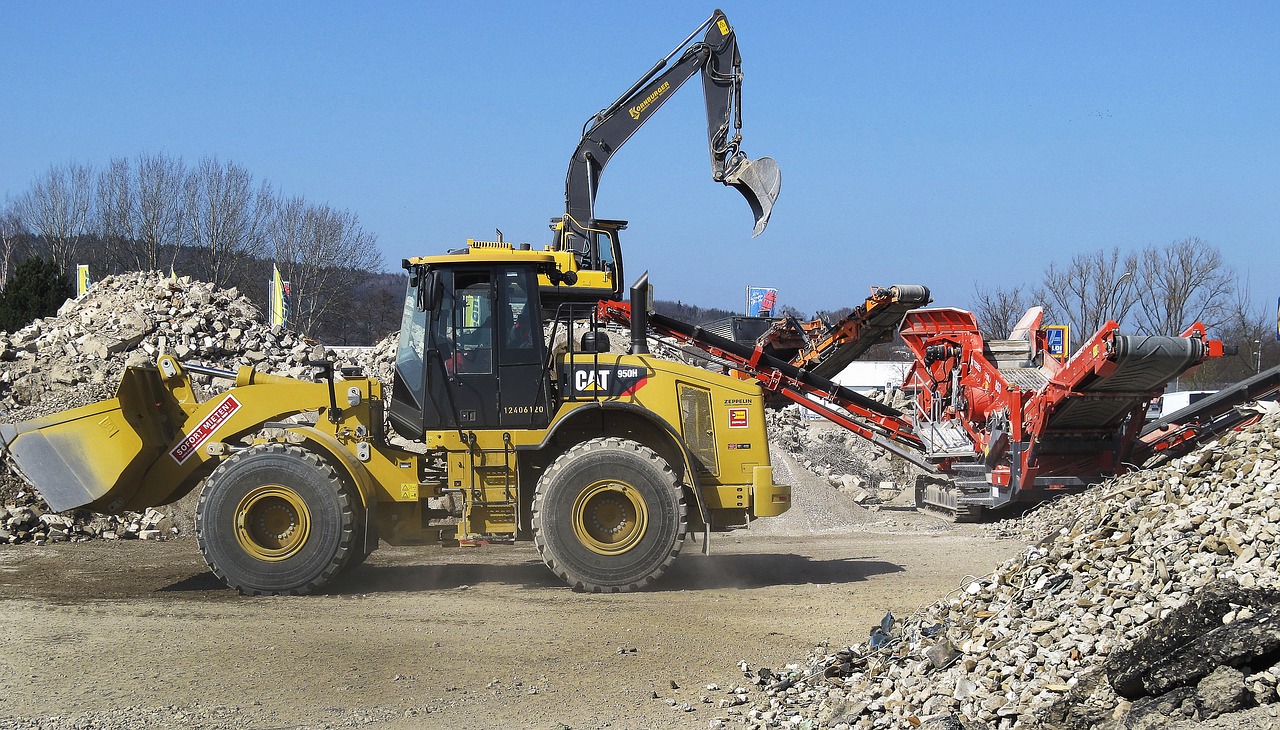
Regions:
[[385, 245, 789, 592], [0, 244, 789, 596]]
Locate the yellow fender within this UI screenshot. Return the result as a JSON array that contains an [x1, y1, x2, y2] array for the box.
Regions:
[[533, 401, 712, 549], [279, 425, 381, 555]]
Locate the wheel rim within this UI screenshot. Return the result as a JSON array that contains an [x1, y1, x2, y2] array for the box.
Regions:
[[234, 485, 312, 561], [571, 480, 648, 555]]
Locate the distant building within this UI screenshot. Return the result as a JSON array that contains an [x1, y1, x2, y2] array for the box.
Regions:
[[832, 361, 912, 394]]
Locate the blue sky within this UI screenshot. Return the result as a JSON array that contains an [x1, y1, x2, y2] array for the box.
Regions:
[[3, 2, 1278, 316]]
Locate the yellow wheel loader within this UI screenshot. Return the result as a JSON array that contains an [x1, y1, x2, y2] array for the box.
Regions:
[[0, 9, 787, 595], [0, 245, 790, 594]]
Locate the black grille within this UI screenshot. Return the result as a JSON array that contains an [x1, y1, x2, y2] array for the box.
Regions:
[[678, 384, 718, 475]]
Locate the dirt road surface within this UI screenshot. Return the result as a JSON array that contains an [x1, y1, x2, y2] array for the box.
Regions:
[[0, 448, 1028, 730], [0, 523, 1022, 730]]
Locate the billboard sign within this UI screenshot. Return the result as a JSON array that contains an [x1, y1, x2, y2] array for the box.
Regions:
[[746, 286, 778, 317], [1044, 325, 1070, 361], [270, 265, 292, 329]]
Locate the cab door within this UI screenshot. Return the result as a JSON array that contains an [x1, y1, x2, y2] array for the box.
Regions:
[[428, 268, 499, 429], [415, 264, 553, 432], [495, 266, 552, 429]]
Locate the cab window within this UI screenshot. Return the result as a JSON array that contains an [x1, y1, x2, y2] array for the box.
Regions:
[[394, 279, 428, 404], [500, 268, 539, 358], [452, 272, 493, 375], [596, 231, 614, 271]]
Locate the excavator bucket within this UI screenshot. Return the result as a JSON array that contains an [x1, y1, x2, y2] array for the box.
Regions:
[[724, 156, 781, 237], [0, 366, 173, 513]]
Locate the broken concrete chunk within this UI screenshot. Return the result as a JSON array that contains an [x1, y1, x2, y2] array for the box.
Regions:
[[1195, 665, 1248, 718]]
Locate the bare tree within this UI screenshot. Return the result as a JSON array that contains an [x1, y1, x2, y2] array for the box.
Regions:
[[97, 157, 134, 273], [270, 198, 383, 337], [1041, 247, 1139, 341], [1172, 275, 1273, 389], [320, 280, 404, 345], [14, 162, 96, 273], [1223, 278, 1273, 373], [361, 282, 405, 343], [11, 153, 391, 339], [814, 306, 854, 324], [184, 157, 274, 291], [972, 284, 1028, 339], [133, 153, 187, 273], [1132, 237, 1235, 336], [0, 200, 25, 288]]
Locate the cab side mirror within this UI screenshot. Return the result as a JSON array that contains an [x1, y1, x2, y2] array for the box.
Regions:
[[418, 270, 443, 311]]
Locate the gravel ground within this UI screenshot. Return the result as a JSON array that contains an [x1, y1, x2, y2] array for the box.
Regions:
[[0, 519, 1016, 730]]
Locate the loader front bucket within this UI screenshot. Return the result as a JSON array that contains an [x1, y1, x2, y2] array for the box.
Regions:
[[0, 366, 173, 513], [724, 155, 781, 237]]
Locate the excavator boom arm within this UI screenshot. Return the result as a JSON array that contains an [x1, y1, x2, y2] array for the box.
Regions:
[[557, 9, 780, 258]]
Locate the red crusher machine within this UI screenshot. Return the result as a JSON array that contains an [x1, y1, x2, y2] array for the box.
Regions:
[[601, 291, 1280, 520]]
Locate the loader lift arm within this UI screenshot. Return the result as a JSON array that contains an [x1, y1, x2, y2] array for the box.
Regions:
[[553, 8, 781, 294]]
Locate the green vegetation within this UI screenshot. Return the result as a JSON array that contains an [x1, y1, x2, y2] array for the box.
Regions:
[[0, 256, 73, 332]]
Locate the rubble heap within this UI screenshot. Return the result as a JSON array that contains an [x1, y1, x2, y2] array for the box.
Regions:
[[0, 501, 177, 545], [767, 406, 920, 502], [714, 413, 1280, 729], [0, 271, 378, 544], [340, 331, 399, 386], [0, 271, 336, 421]]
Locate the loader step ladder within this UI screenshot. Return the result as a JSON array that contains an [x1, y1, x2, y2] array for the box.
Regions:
[[458, 431, 519, 545]]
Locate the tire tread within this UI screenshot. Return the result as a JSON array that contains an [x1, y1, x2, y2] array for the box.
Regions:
[[531, 437, 686, 593], [195, 442, 357, 596]]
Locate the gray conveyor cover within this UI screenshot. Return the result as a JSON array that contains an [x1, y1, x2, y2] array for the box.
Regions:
[[1045, 335, 1206, 431]]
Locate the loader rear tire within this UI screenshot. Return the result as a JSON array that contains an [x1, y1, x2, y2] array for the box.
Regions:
[[196, 443, 360, 596], [344, 539, 375, 573], [532, 437, 685, 593]]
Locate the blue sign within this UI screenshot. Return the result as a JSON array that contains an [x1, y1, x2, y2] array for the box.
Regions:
[[1043, 325, 1070, 361], [746, 287, 778, 317], [1046, 328, 1064, 354]]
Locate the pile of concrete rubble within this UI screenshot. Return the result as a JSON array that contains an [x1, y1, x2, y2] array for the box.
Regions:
[[0, 271, 392, 544], [0, 271, 340, 420], [715, 412, 1280, 729], [0, 500, 176, 545], [767, 406, 920, 504]]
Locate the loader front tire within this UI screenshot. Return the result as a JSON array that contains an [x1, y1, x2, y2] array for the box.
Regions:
[[533, 437, 685, 593], [196, 443, 360, 596]]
